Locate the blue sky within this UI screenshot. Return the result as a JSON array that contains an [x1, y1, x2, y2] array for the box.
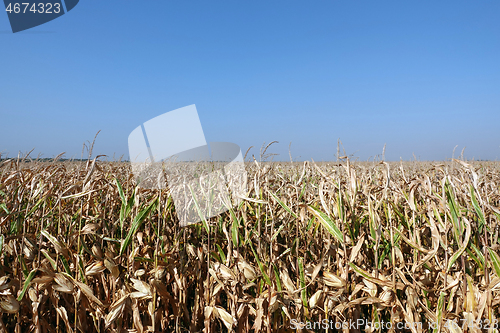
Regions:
[[1, 0, 499, 161]]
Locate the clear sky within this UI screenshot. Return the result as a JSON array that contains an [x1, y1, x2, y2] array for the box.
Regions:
[[1, 0, 499, 161]]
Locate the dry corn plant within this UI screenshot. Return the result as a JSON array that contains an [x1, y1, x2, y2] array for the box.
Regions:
[[0, 155, 500, 332]]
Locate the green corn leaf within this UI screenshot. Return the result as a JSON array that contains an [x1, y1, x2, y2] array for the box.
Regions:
[[435, 291, 446, 333], [17, 269, 37, 301], [116, 179, 136, 233], [119, 198, 157, 255], [77, 255, 86, 283], [115, 178, 126, 206], [26, 197, 44, 218], [0, 203, 10, 214], [271, 223, 285, 241], [18, 255, 29, 278], [273, 265, 282, 292], [392, 227, 429, 254], [446, 219, 471, 273], [307, 205, 345, 244], [216, 244, 226, 264], [249, 242, 271, 286], [60, 255, 72, 276], [470, 185, 486, 232], [488, 248, 500, 279], [220, 197, 239, 248], [298, 258, 308, 308], [268, 191, 297, 218], [465, 248, 483, 271], [469, 243, 485, 268], [298, 182, 307, 201], [278, 247, 292, 260], [372, 308, 380, 332], [446, 287, 456, 312], [41, 249, 57, 271], [369, 217, 377, 244], [445, 181, 462, 244], [123, 191, 136, 222], [134, 256, 154, 263]]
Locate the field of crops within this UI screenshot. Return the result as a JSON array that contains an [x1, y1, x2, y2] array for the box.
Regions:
[[1, 157, 500, 332]]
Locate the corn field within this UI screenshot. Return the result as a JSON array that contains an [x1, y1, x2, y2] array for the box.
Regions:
[[1, 156, 500, 332]]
